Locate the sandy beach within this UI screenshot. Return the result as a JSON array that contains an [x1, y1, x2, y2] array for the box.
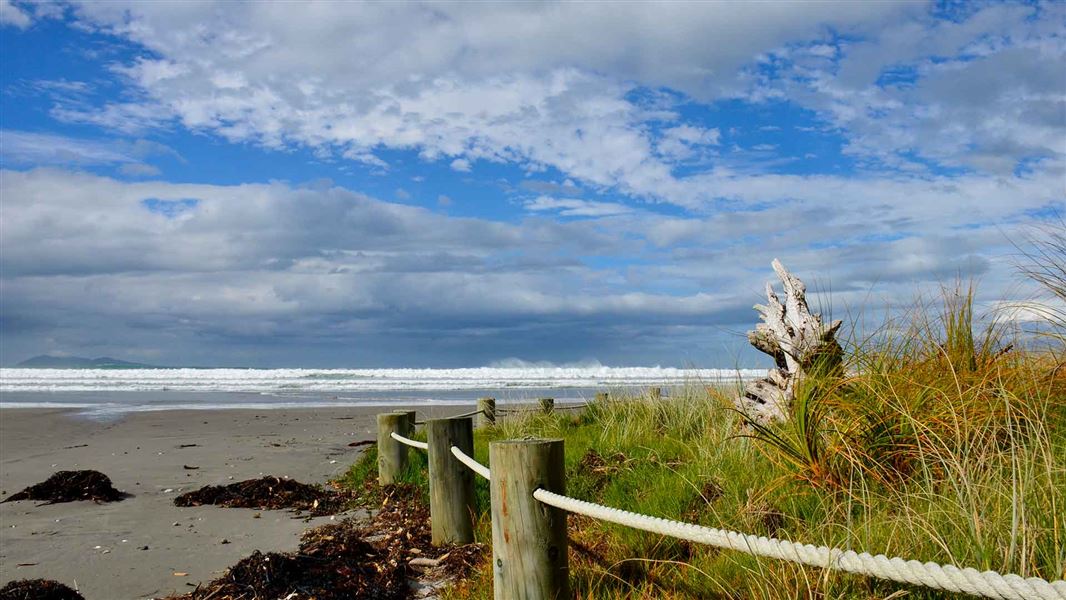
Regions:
[[0, 406, 446, 599]]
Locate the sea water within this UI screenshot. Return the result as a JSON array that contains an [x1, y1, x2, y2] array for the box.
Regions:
[[0, 366, 761, 419]]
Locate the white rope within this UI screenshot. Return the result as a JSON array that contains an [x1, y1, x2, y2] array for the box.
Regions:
[[390, 431, 428, 450], [533, 489, 1066, 600], [450, 446, 491, 480]]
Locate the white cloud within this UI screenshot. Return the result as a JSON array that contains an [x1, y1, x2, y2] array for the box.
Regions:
[[1, 130, 133, 165], [49, 1, 923, 207], [117, 162, 161, 177], [22, 1, 1053, 215], [0, 0, 31, 28], [656, 125, 721, 162], [0, 130, 179, 176], [525, 196, 633, 218], [1, 167, 1059, 365], [743, 2, 1066, 174]]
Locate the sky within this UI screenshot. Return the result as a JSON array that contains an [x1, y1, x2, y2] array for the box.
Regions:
[[0, 1, 1063, 368]]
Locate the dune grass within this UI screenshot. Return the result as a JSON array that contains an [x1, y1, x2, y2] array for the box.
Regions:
[[339, 282, 1064, 599]]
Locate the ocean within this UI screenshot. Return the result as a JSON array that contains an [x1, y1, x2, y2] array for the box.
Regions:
[[0, 366, 760, 419]]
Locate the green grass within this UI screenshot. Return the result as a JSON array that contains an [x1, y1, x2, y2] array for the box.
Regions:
[[338, 286, 1065, 599]]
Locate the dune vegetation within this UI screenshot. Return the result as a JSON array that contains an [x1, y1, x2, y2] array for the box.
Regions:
[[341, 231, 1065, 599]]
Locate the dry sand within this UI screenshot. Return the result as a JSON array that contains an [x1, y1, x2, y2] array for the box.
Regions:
[[0, 406, 445, 599]]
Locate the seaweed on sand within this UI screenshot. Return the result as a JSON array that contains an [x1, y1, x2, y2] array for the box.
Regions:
[[173, 476, 350, 516], [160, 521, 408, 600], [0, 579, 85, 600], [2, 471, 124, 504]]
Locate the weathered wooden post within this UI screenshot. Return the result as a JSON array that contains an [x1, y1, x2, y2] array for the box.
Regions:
[[393, 409, 416, 427], [649, 387, 662, 400], [377, 412, 413, 485], [490, 439, 569, 599], [539, 397, 555, 414], [594, 391, 609, 403], [426, 417, 476, 544], [477, 397, 497, 429]]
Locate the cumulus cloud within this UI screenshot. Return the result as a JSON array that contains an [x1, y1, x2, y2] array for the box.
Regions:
[[743, 2, 1066, 173], [31, 2, 922, 207], [43, 1, 1058, 210], [3, 3, 1063, 365], [1, 167, 1058, 366]]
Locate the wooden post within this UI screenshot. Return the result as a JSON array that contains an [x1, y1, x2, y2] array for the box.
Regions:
[[393, 409, 416, 426], [426, 417, 476, 545], [490, 439, 569, 599], [377, 412, 413, 485], [477, 397, 496, 429], [649, 387, 662, 400], [539, 397, 555, 414], [594, 391, 609, 403]]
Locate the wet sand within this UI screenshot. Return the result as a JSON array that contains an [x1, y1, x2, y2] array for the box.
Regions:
[[0, 406, 445, 599]]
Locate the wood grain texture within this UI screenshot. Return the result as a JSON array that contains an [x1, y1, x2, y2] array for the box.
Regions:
[[477, 397, 496, 429], [376, 412, 413, 485], [490, 439, 569, 599], [426, 417, 476, 545]]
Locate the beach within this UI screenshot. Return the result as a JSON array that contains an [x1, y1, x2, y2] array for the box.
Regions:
[[0, 406, 439, 599]]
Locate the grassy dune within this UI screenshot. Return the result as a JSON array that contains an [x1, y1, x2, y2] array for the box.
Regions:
[[341, 275, 1065, 598]]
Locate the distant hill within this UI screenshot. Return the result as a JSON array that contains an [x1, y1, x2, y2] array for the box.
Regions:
[[14, 355, 163, 369]]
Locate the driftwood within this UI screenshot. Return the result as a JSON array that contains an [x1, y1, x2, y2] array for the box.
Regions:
[[735, 260, 842, 425]]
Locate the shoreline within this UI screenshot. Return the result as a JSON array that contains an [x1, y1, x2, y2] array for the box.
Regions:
[[0, 388, 621, 421], [0, 406, 453, 599]]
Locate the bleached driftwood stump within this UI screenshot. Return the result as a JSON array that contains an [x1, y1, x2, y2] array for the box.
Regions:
[[735, 260, 842, 426]]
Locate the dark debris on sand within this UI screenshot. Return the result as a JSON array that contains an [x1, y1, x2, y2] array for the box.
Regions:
[[164, 481, 486, 600], [1, 471, 124, 505], [0, 579, 86, 600], [161, 522, 408, 600], [173, 476, 352, 516], [357, 482, 486, 581]]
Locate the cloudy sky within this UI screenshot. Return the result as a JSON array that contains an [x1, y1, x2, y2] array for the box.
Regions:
[[0, 1, 1063, 368]]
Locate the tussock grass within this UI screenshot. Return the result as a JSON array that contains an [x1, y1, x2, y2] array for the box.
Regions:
[[341, 284, 1065, 598]]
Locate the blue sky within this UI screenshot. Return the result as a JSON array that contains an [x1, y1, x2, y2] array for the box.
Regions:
[[1, 1, 1063, 367]]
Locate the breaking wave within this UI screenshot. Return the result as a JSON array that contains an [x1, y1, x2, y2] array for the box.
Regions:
[[0, 366, 761, 393]]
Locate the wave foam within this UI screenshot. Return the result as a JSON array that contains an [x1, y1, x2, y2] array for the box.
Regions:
[[0, 366, 761, 393]]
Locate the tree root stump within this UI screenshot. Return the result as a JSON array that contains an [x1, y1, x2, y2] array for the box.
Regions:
[[735, 259, 842, 426]]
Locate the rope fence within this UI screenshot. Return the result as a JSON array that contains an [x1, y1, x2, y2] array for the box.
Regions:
[[389, 431, 428, 450], [374, 403, 1066, 600], [415, 408, 484, 425], [533, 489, 1065, 600], [450, 445, 491, 480]]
